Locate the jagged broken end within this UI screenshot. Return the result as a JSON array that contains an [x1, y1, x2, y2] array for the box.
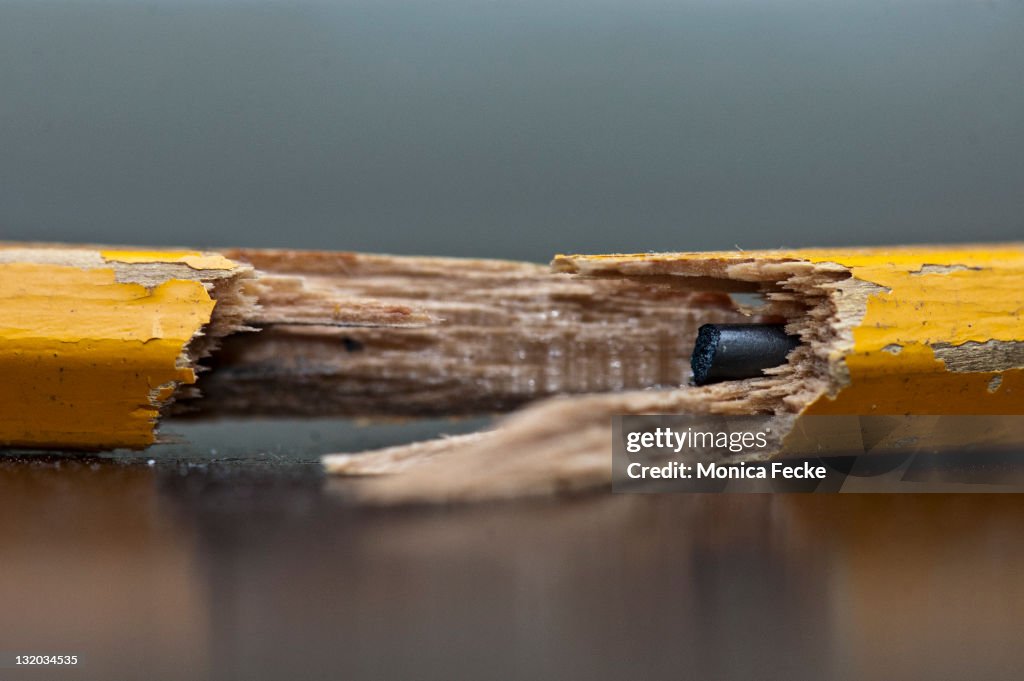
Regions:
[[324, 250, 869, 504]]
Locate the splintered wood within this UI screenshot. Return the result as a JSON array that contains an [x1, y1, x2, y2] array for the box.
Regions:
[[319, 245, 1024, 504], [316, 250, 841, 503], [193, 249, 766, 417]]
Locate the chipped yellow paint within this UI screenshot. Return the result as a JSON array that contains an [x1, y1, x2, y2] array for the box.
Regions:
[[560, 244, 1024, 415], [101, 249, 238, 271], [0, 262, 216, 449], [791, 246, 1024, 414], [807, 344, 1024, 415]]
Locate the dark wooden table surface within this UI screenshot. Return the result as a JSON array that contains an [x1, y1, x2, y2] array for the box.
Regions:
[[2, 418, 1023, 680]]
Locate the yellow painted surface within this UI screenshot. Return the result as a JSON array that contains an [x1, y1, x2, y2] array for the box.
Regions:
[[0, 262, 216, 449], [101, 249, 238, 271], [800, 246, 1024, 415], [561, 245, 1024, 415]]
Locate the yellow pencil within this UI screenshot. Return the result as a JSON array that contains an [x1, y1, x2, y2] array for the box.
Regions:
[[3, 242, 1023, 503]]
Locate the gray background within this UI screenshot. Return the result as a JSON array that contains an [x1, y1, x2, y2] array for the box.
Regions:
[[1, 0, 1021, 262]]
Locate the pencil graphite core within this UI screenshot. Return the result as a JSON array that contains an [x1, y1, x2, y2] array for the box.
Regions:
[[691, 324, 799, 385]]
